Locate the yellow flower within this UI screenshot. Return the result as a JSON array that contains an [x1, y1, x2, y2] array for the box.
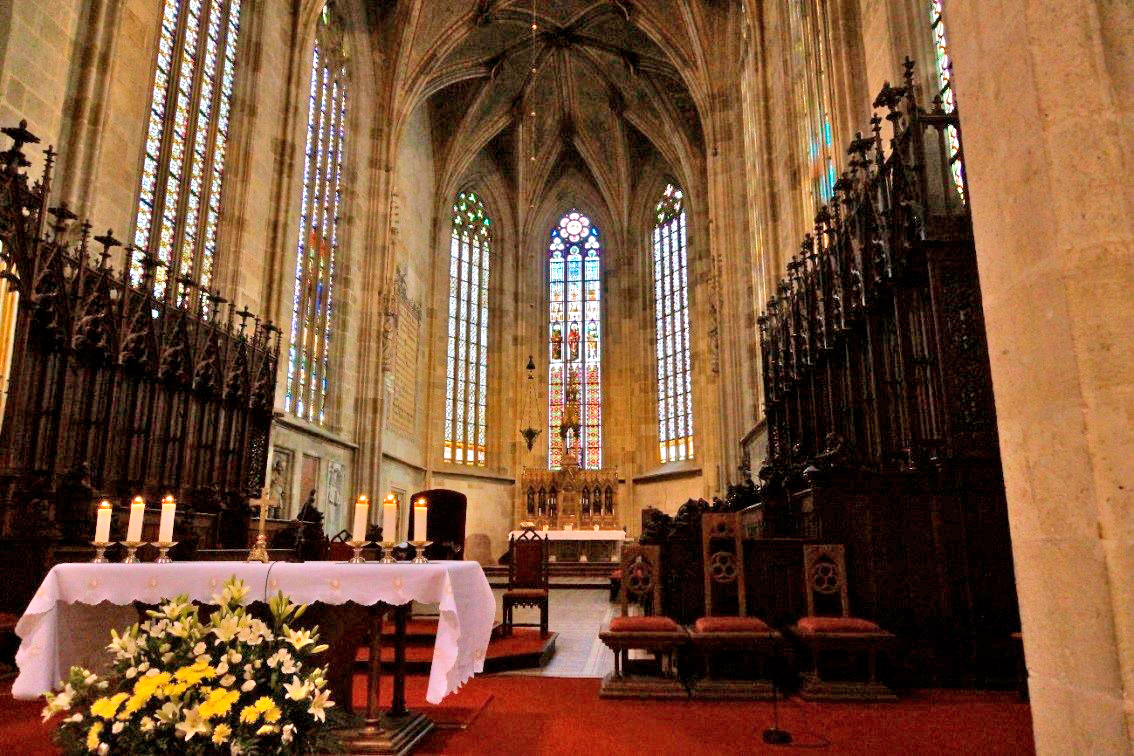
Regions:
[[134, 672, 171, 697], [90, 692, 129, 720], [199, 688, 239, 720], [86, 721, 104, 751], [252, 695, 276, 713], [211, 723, 232, 745], [174, 660, 216, 686], [238, 705, 260, 724], [163, 680, 190, 698], [120, 671, 171, 717], [262, 704, 282, 724]]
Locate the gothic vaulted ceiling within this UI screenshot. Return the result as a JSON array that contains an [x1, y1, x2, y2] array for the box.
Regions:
[[370, 1, 714, 238]]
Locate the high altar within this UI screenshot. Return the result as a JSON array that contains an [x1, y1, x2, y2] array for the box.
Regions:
[[514, 372, 622, 561]]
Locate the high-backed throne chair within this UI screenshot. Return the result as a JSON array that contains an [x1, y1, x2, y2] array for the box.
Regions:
[[501, 527, 549, 636]]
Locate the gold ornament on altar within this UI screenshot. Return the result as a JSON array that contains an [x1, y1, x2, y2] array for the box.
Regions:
[[246, 486, 270, 563]]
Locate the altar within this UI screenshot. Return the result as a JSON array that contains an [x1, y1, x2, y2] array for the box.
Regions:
[[14, 560, 495, 754], [507, 528, 626, 562]]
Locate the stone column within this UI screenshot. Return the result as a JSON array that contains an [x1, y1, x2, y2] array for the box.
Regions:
[[946, 2, 1134, 752]]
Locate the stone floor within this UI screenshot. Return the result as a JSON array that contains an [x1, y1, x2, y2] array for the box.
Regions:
[[491, 587, 615, 678]]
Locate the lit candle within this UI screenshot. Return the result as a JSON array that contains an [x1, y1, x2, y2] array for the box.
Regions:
[[413, 497, 427, 542], [94, 500, 112, 543], [126, 496, 145, 543], [158, 494, 176, 543], [382, 494, 397, 543], [352, 494, 369, 543]]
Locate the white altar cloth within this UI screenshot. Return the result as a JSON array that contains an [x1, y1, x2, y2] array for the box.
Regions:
[[507, 529, 626, 541], [13, 560, 494, 705]]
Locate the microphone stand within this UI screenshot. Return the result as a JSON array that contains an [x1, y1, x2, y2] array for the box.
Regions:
[[762, 648, 793, 745]]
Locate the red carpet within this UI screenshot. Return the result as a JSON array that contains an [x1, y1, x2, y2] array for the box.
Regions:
[[351, 673, 494, 729], [416, 678, 1034, 756], [4, 678, 1033, 755]]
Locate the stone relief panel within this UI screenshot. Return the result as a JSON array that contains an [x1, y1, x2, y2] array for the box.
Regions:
[[386, 266, 422, 438], [269, 447, 294, 518]]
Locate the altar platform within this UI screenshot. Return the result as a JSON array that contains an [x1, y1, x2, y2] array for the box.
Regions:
[[507, 529, 625, 563]]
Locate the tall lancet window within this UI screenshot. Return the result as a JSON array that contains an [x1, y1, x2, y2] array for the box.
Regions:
[[443, 191, 491, 466], [284, 4, 349, 425], [548, 211, 602, 470], [132, 0, 244, 302], [930, 0, 966, 203], [787, 0, 837, 207], [653, 184, 693, 463]]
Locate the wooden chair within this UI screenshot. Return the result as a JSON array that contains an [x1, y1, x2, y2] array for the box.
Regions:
[[788, 544, 896, 700], [688, 513, 782, 699], [326, 530, 353, 561], [501, 528, 549, 636], [598, 544, 688, 698]]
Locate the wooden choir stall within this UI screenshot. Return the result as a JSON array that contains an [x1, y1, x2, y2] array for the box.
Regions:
[[622, 62, 1019, 695]]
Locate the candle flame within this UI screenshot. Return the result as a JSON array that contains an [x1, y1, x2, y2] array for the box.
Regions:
[[99, 500, 111, 509], [358, 494, 368, 504], [132, 496, 144, 506]]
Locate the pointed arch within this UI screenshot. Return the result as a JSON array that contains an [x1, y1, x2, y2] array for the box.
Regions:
[[285, 2, 350, 426], [443, 190, 492, 466], [131, 0, 245, 303], [548, 209, 602, 470], [652, 182, 693, 462]]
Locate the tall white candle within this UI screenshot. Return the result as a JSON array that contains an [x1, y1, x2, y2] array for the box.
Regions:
[[413, 497, 427, 542], [158, 494, 176, 543], [94, 500, 112, 543], [126, 496, 145, 543], [382, 494, 397, 543], [351, 495, 369, 543]]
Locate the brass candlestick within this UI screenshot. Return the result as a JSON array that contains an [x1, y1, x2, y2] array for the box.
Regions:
[[120, 541, 145, 564], [378, 542, 396, 564], [410, 541, 432, 564], [347, 540, 370, 564], [246, 490, 269, 563], [152, 541, 177, 564], [90, 542, 111, 564]]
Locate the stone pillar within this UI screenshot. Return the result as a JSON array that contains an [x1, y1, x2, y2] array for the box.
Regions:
[[945, 2, 1134, 752]]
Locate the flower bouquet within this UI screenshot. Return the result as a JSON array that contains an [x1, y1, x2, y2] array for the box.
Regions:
[[42, 577, 345, 754]]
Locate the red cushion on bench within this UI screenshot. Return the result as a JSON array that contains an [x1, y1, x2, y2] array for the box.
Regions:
[[694, 616, 771, 633], [796, 616, 882, 634], [504, 588, 548, 600], [609, 616, 681, 633]]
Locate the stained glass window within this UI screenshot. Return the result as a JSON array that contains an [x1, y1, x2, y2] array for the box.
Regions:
[[548, 210, 602, 470], [132, 0, 243, 303], [930, 0, 966, 203], [443, 191, 491, 465], [284, 3, 349, 426], [653, 185, 694, 463], [787, 0, 837, 207]]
